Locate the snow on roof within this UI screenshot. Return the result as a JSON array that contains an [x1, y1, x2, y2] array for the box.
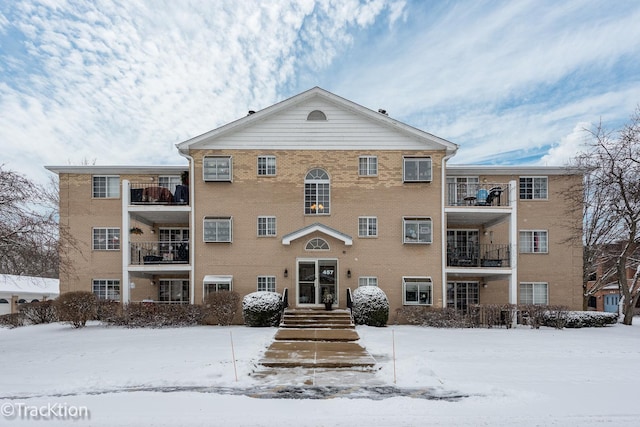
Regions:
[[0, 274, 60, 296]]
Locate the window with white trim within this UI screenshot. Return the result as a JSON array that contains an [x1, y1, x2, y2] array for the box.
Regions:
[[519, 177, 548, 200], [257, 216, 276, 237], [92, 176, 119, 198], [305, 238, 329, 250], [359, 156, 378, 176], [358, 217, 378, 237], [520, 282, 548, 305], [403, 217, 432, 244], [257, 156, 276, 176], [204, 217, 232, 242], [203, 156, 232, 181], [92, 279, 120, 300], [159, 279, 189, 303], [519, 230, 548, 253], [304, 168, 330, 215], [92, 227, 120, 250], [358, 277, 378, 287], [403, 277, 433, 305], [257, 276, 276, 292], [403, 157, 432, 182], [203, 277, 232, 300]]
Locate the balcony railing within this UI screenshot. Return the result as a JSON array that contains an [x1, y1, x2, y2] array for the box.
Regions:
[[129, 182, 189, 206], [130, 241, 189, 265], [446, 183, 510, 207], [447, 243, 511, 268]]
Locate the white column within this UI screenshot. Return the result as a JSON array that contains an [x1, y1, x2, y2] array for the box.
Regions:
[[121, 179, 131, 304], [508, 180, 518, 326]]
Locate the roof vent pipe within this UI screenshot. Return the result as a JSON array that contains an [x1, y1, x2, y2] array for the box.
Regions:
[[248, 110, 256, 115], [378, 109, 388, 116]]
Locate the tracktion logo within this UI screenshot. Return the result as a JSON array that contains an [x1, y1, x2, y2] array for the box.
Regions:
[[1, 401, 90, 420]]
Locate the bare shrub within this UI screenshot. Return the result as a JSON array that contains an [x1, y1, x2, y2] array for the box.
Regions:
[[204, 291, 241, 325], [0, 313, 25, 328], [19, 300, 57, 324], [518, 304, 547, 329], [113, 302, 205, 328], [395, 306, 471, 328], [95, 300, 122, 323], [55, 291, 97, 328]]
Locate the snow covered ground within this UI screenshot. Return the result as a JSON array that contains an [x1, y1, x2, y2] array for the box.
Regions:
[[1, 320, 639, 426]]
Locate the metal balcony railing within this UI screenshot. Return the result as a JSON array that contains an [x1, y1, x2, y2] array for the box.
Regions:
[[446, 183, 510, 207], [130, 241, 189, 265], [447, 243, 511, 268], [129, 182, 189, 205]]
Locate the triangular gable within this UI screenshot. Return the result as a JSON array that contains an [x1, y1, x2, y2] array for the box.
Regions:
[[282, 223, 353, 246], [177, 87, 458, 154]]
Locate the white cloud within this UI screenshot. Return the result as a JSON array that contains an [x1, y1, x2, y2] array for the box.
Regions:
[[538, 122, 592, 166]]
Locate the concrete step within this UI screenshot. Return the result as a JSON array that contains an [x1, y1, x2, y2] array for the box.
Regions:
[[280, 323, 355, 329], [260, 341, 376, 368], [274, 328, 360, 342]]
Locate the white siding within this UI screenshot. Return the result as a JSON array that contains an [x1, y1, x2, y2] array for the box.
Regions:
[[195, 98, 443, 151]]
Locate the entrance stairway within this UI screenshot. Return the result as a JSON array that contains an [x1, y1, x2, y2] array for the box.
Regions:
[[259, 308, 376, 369]]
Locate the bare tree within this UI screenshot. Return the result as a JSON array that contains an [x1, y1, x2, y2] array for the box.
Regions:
[[0, 165, 70, 278], [571, 109, 640, 325]]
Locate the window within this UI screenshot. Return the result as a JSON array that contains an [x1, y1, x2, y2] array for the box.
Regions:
[[520, 177, 548, 200], [446, 176, 479, 205], [520, 282, 548, 305], [519, 230, 548, 253], [403, 277, 433, 305], [203, 156, 232, 181], [92, 228, 120, 250], [159, 175, 181, 194], [257, 216, 276, 237], [257, 156, 276, 176], [447, 282, 479, 312], [203, 276, 232, 300], [358, 217, 378, 237], [159, 279, 189, 303], [359, 156, 378, 176], [203, 218, 232, 242], [304, 168, 330, 215], [92, 176, 119, 198], [92, 279, 120, 301], [305, 238, 329, 250], [307, 110, 327, 121], [159, 228, 189, 261], [403, 218, 432, 244], [358, 277, 378, 287], [403, 157, 432, 182], [257, 276, 276, 292]]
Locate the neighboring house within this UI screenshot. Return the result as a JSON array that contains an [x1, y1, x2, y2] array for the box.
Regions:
[[588, 265, 640, 313], [46, 87, 584, 321], [0, 274, 60, 315]]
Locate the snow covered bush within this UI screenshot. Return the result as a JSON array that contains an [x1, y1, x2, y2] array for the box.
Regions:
[[543, 310, 617, 328], [55, 291, 97, 328], [19, 300, 57, 324], [95, 300, 122, 323], [395, 306, 471, 327], [242, 291, 283, 327], [204, 291, 241, 325], [352, 286, 389, 327]]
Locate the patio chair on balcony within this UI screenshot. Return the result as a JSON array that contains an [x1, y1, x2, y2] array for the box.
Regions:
[[476, 187, 503, 206]]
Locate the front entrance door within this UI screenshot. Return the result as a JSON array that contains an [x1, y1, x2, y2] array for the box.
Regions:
[[297, 259, 337, 305], [603, 294, 620, 313]]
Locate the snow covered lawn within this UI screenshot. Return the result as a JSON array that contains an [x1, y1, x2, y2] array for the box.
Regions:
[[1, 320, 639, 426]]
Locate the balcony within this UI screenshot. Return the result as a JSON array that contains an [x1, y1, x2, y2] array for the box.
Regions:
[[446, 183, 511, 207], [130, 241, 189, 265], [447, 243, 511, 268], [129, 182, 189, 206]]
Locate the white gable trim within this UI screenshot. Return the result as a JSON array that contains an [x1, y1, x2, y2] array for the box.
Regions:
[[282, 223, 353, 246], [177, 87, 458, 154]]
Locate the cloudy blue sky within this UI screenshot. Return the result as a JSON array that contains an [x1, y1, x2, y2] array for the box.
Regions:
[[1, 0, 639, 184]]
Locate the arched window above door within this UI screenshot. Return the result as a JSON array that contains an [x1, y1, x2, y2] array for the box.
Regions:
[[305, 238, 330, 251]]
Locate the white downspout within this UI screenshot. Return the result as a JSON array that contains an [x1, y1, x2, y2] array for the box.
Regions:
[[122, 179, 131, 304], [178, 151, 196, 305], [441, 152, 456, 308]]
